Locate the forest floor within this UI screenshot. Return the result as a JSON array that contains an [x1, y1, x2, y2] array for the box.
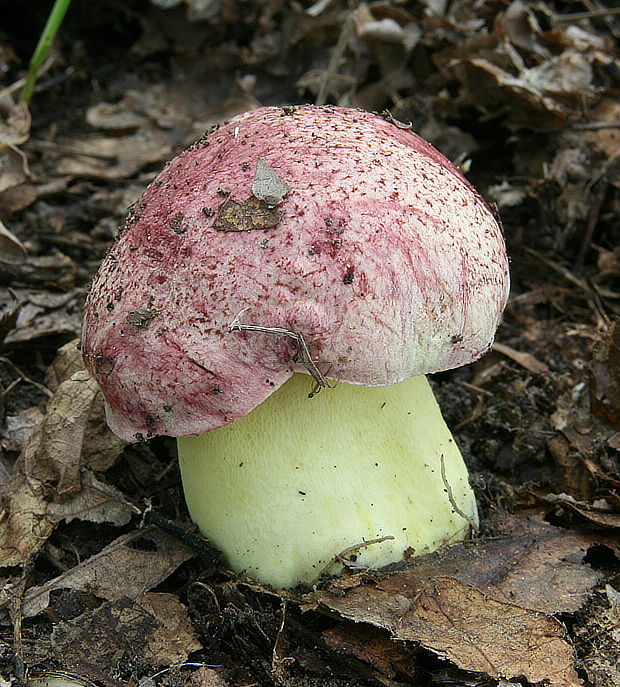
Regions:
[[0, 1, 619, 686]]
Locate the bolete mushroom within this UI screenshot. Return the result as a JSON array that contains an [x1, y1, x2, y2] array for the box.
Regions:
[[82, 105, 509, 588]]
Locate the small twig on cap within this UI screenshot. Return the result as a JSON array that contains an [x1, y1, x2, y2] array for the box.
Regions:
[[439, 453, 479, 534], [381, 109, 413, 130], [228, 308, 329, 395]]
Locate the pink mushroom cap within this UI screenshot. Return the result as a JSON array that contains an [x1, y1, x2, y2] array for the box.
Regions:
[[82, 105, 510, 442]]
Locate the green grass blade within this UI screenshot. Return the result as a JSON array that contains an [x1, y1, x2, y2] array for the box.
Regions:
[[21, 0, 73, 106]]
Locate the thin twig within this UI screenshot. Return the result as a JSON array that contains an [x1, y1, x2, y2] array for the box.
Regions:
[[317, 535, 395, 579], [228, 308, 329, 396], [440, 453, 479, 534], [571, 120, 620, 131], [0, 357, 53, 398], [381, 109, 413, 129], [553, 7, 620, 22], [27, 139, 118, 163], [316, 11, 355, 106], [271, 600, 293, 685]]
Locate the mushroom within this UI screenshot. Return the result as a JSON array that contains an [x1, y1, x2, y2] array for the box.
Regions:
[[82, 105, 509, 588]]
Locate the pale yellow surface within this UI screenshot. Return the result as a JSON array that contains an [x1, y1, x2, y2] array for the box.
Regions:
[[178, 374, 478, 588]]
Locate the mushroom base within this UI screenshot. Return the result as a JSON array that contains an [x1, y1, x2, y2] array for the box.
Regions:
[[177, 373, 478, 588]]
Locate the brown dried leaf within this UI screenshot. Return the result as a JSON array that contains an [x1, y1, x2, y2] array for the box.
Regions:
[[22, 371, 103, 497], [498, 0, 550, 58], [0, 182, 37, 216], [0, 470, 55, 566], [543, 493, 620, 531], [452, 57, 568, 131], [0, 289, 20, 343], [86, 101, 148, 134], [0, 100, 30, 148], [5, 305, 81, 343], [50, 592, 201, 673], [2, 340, 117, 461], [47, 339, 86, 391], [21, 529, 193, 618], [308, 516, 602, 686], [0, 147, 28, 194], [323, 623, 416, 684], [317, 577, 581, 687], [0, 337, 128, 567], [55, 130, 172, 180], [1, 406, 44, 453], [0, 470, 133, 567], [2, 254, 77, 303], [0, 218, 26, 265], [382, 515, 600, 615], [5, 338, 123, 493]]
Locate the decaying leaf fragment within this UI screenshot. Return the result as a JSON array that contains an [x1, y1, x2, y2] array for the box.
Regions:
[[55, 130, 172, 180], [307, 515, 604, 686], [0, 469, 133, 568], [22, 371, 105, 497], [323, 623, 417, 683], [591, 319, 620, 429], [50, 592, 201, 673], [19, 529, 194, 619], [0, 218, 26, 265], [214, 196, 283, 232], [0, 343, 127, 567], [214, 159, 289, 232], [0, 290, 20, 343], [251, 158, 290, 206]]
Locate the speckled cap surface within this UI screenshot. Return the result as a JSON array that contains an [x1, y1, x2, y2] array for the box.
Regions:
[[82, 105, 510, 441]]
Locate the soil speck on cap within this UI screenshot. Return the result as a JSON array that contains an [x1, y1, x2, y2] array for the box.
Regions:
[[126, 306, 158, 328]]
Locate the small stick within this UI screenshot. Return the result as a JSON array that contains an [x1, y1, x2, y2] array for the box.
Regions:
[[228, 308, 329, 395], [317, 535, 395, 579], [381, 109, 413, 130], [440, 453, 479, 533]]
